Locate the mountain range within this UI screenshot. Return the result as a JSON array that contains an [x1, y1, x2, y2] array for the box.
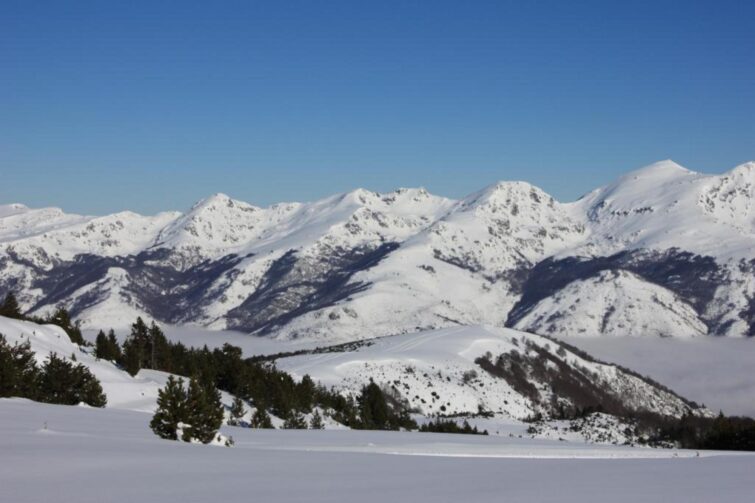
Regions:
[[2, 159, 754, 341]]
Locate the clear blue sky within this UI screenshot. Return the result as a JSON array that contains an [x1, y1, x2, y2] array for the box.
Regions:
[[2, 0, 753, 215]]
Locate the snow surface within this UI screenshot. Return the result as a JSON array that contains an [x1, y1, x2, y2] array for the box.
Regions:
[[515, 269, 707, 338], [2, 398, 753, 503], [4, 159, 755, 340]]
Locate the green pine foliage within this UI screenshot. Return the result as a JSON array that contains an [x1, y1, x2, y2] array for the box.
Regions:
[[282, 410, 308, 429], [0, 336, 107, 407], [47, 307, 85, 346], [94, 329, 122, 362], [183, 377, 224, 444], [120, 318, 172, 376], [419, 418, 488, 435], [250, 406, 274, 429], [112, 317, 421, 432], [0, 335, 39, 398], [357, 381, 390, 429], [0, 293, 23, 319], [150, 376, 187, 441], [150, 376, 224, 444], [309, 409, 325, 429], [228, 396, 246, 426], [38, 353, 107, 407]]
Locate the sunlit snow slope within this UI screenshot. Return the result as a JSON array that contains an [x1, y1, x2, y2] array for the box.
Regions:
[[2, 160, 755, 340]]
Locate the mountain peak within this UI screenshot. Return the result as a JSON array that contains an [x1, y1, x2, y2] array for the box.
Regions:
[[188, 193, 259, 214], [463, 180, 552, 210], [622, 159, 693, 180], [724, 161, 755, 179]]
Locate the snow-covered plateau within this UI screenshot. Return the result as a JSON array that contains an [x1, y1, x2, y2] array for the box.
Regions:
[[2, 398, 754, 503]]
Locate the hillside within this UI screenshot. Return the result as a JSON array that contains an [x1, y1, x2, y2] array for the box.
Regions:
[[1, 160, 754, 340]]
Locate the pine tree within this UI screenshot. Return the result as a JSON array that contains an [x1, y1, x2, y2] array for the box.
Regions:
[[228, 396, 246, 426], [107, 330, 122, 362], [0, 292, 23, 319], [121, 337, 142, 376], [309, 409, 325, 430], [94, 330, 109, 360], [250, 406, 273, 429], [48, 307, 85, 345], [150, 376, 187, 441], [0, 335, 39, 398], [358, 381, 390, 429], [283, 410, 308, 429], [38, 353, 106, 407], [183, 377, 224, 444], [296, 374, 316, 412], [148, 321, 170, 370], [96, 329, 123, 362], [73, 364, 107, 407]]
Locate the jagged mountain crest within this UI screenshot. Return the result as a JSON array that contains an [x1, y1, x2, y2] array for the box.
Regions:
[[1, 160, 755, 340]]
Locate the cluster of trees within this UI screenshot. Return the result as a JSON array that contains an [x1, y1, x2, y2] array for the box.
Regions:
[[650, 412, 755, 451], [100, 317, 418, 437], [0, 293, 85, 345], [0, 335, 106, 407], [150, 375, 224, 444], [420, 418, 488, 435]]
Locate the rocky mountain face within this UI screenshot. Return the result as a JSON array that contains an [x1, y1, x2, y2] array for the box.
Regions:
[[1, 160, 754, 341]]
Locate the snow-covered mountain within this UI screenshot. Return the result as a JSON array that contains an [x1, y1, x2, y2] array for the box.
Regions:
[[275, 324, 703, 421], [0, 314, 708, 433], [2, 160, 755, 340]]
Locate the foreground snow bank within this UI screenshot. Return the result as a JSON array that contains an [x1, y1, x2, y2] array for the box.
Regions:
[[1, 399, 753, 503]]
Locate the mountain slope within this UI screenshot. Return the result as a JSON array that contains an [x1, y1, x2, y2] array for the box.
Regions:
[[1, 160, 755, 339], [275, 325, 705, 420]]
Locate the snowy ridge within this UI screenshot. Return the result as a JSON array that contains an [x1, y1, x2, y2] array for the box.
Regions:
[[2, 160, 755, 339], [276, 325, 704, 420]]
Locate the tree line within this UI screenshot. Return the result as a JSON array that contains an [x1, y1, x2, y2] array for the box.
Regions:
[[101, 316, 418, 437]]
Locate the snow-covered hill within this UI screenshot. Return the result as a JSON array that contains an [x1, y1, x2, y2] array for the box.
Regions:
[[2, 160, 755, 340], [0, 315, 713, 448], [276, 325, 704, 421]]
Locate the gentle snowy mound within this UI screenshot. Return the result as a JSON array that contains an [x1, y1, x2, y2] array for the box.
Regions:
[[2, 160, 755, 339], [276, 325, 705, 420]]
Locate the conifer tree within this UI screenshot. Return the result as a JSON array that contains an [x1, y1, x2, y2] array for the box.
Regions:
[[228, 396, 246, 426], [107, 330, 122, 361], [0, 335, 39, 398], [150, 376, 187, 440], [38, 353, 106, 407], [150, 322, 171, 369], [250, 406, 274, 429], [94, 330, 109, 360], [95, 329, 123, 362], [309, 409, 325, 430], [283, 410, 308, 429], [73, 364, 107, 407], [0, 292, 23, 319], [358, 381, 390, 430], [121, 338, 142, 376], [183, 377, 224, 444], [48, 307, 85, 345]]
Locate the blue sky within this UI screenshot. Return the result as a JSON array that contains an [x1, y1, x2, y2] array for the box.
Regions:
[[1, 0, 753, 215]]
